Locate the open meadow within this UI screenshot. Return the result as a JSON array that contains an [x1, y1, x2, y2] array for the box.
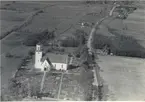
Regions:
[[97, 55, 145, 101]]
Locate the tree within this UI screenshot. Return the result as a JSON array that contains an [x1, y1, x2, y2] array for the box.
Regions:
[[28, 50, 35, 56], [5, 53, 13, 58]]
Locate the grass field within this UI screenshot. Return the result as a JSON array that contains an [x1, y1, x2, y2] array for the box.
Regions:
[[0, 31, 33, 94], [0, 1, 48, 12], [97, 55, 145, 101], [0, 10, 31, 37], [92, 2, 145, 58]]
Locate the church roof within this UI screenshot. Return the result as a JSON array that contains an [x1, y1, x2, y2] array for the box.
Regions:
[[41, 53, 68, 64]]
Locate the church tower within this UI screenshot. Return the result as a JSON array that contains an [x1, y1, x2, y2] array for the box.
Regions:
[[35, 44, 42, 69]]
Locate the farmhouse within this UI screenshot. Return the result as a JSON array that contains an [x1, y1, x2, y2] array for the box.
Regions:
[[34, 44, 69, 71]]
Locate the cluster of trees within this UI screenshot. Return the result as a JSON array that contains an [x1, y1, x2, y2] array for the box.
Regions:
[[73, 29, 88, 45], [116, 6, 137, 19], [5, 68, 45, 101], [112, 35, 145, 58], [85, 0, 109, 4], [60, 29, 87, 48], [85, 0, 134, 5], [23, 30, 55, 46], [28, 49, 35, 56], [4, 78, 29, 101], [93, 34, 145, 58], [72, 29, 88, 58], [120, 1, 134, 5], [6, 76, 43, 101], [114, 50, 145, 58], [19, 56, 31, 67], [60, 36, 79, 47]]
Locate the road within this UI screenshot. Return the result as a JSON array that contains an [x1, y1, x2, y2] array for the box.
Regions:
[[87, 3, 119, 87], [86, 4, 120, 100], [87, 4, 119, 55]]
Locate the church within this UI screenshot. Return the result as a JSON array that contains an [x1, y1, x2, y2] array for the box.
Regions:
[[34, 44, 69, 71]]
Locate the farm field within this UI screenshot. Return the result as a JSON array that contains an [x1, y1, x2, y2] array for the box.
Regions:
[[20, 3, 106, 35], [93, 2, 145, 58], [97, 55, 145, 101], [102, 2, 145, 49], [0, 10, 31, 37], [0, 45, 32, 94], [0, 1, 48, 12]]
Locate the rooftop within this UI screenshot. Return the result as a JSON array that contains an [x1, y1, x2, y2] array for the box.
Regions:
[[41, 53, 68, 64]]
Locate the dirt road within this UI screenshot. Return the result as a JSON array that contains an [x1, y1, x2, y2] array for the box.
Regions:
[[86, 4, 119, 100], [87, 4, 119, 87], [87, 4, 119, 55]]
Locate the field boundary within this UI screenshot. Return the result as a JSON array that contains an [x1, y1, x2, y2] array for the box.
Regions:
[[0, 4, 55, 40]]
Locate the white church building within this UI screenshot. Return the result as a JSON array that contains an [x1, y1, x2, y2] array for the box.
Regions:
[[34, 44, 69, 71]]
